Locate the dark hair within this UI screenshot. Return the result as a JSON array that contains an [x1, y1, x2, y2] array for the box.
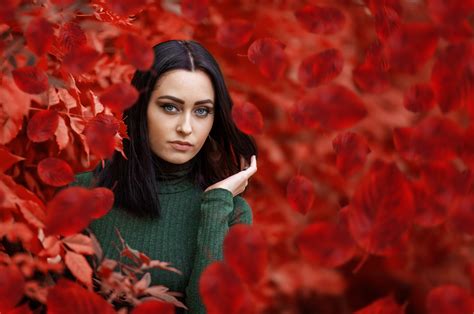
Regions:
[[91, 39, 258, 218]]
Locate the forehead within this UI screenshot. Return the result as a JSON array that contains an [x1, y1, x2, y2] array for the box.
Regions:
[[153, 69, 215, 100]]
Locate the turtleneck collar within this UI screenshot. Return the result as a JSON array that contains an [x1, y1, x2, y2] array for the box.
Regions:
[[151, 154, 196, 193]]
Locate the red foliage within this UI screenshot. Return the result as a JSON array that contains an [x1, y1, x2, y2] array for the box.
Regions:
[[247, 38, 288, 80], [332, 131, 371, 177], [403, 83, 436, 113], [181, 0, 209, 24], [425, 284, 472, 314], [120, 33, 154, 71], [199, 262, 247, 314], [294, 4, 346, 34], [1, 1, 473, 313], [292, 84, 368, 130], [12, 66, 49, 94], [62, 45, 100, 75], [223, 224, 268, 284], [298, 48, 344, 88], [286, 175, 315, 215], [216, 19, 254, 49], [296, 208, 356, 267], [37, 157, 74, 187], [393, 116, 463, 162], [99, 83, 139, 113], [0, 264, 25, 312], [354, 294, 405, 314], [24, 17, 54, 57], [27, 110, 59, 143], [431, 41, 474, 113], [45, 186, 113, 236], [231, 100, 264, 135], [46, 279, 115, 314], [347, 161, 415, 255]]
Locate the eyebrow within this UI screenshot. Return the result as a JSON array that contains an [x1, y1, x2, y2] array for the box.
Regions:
[[157, 95, 214, 107]]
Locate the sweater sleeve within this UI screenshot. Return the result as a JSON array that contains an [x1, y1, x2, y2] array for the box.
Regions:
[[184, 188, 253, 313]]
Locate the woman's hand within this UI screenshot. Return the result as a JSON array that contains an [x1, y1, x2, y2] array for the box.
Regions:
[[204, 155, 257, 197]]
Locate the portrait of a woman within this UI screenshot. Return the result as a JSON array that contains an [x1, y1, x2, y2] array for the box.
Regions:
[[70, 39, 258, 314]]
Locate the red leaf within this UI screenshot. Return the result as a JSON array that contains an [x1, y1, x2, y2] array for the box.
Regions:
[[84, 113, 120, 159], [122, 33, 154, 71], [431, 41, 474, 113], [6, 303, 32, 314], [426, 284, 472, 314], [200, 262, 247, 314], [223, 225, 268, 284], [292, 84, 367, 130], [412, 180, 447, 227], [45, 187, 90, 236], [216, 19, 254, 49], [364, 0, 403, 16], [393, 116, 463, 162], [63, 45, 100, 75], [449, 195, 474, 236], [384, 23, 438, 74], [181, 0, 209, 24], [296, 208, 356, 267], [231, 100, 264, 135], [131, 300, 175, 314], [347, 161, 415, 255], [247, 38, 288, 80], [427, 0, 474, 42], [0, 76, 31, 121], [0, 146, 24, 172], [47, 278, 115, 314], [58, 22, 87, 54], [403, 83, 436, 113], [286, 175, 315, 215], [354, 294, 404, 314], [25, 17, 54, 56], [62, 234, 95, 255], [374, 6, 401, 41], [37, 157, 74, 187], [106, 0, 147, 16], [12, 66, 49, 94], [27, 109, 59, 143], [298, 48, 343, 88], [99, 83, 139, 112], [64, 251, 93, 288], [332, 131, 371, 177], [55, 115, 70, 151], [0, 264, 25, 312], [461, 125, 474, 168], [420, 161, 470, 210], [89, 187, 115, 219], [353, 62, 390, 93], [294, 4, 345, 34]]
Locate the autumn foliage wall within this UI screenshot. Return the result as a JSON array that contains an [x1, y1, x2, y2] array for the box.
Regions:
[[0, 0, 473, 313]]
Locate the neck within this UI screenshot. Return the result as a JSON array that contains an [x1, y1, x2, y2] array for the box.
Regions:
[[152, 154, 196, 181]]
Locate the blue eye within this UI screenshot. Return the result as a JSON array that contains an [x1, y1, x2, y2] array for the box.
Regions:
[[161, 103, 177, 112], [196, 108, 209, 116]]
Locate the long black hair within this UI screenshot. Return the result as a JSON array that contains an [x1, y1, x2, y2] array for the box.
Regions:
[[91, 39, 258, 218]]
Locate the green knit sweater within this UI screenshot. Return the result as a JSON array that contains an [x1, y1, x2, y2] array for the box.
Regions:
[[69, 157, 253, 314]]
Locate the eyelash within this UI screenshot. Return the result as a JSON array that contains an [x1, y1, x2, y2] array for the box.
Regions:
[[160, 103, 212, 117]]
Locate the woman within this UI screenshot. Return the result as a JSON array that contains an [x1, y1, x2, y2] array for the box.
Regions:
[[70, 39, 258, 313]]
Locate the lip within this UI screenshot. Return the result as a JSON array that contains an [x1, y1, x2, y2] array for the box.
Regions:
[[169, 141, 193, 152], [170, 141, 193, 146]]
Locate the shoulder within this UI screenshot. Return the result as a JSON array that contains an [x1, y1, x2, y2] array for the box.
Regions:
[[69, 171, 95, 188]]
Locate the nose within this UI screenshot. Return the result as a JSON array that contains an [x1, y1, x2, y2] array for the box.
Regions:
[[177, 113, 192, 135]]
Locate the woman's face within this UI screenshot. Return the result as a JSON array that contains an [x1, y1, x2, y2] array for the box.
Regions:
[[146, 69, 215, 164]]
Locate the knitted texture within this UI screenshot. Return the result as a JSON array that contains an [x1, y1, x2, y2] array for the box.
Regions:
[[69, 160, 253, 314]]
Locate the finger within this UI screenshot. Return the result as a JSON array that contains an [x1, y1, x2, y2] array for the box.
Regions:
[[245, 155, 257, 174]]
